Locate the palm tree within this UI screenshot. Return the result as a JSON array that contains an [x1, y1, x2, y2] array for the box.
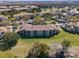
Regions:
[[55, 39, 71, 58]]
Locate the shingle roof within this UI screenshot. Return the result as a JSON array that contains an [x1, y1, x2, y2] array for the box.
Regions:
[[20, 24, 58, 31]]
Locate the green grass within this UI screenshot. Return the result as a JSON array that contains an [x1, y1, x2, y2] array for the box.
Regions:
[[45, 20, 57, 24], [0, 30, 79, 58]]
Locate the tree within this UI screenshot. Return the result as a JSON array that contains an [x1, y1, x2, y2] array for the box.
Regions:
[[43, 13, 53, 20], [1, 20, 11, 26], [31, 8, 41, 13], [8, 9, 18, 18], [55, 39, 71, 58], [10, 18, 16, 21], [21, 15, 30, 21], [0, 32, 20, 51], [33, 15, 44, 25], [26, 41, 49, 58], [50, 20, 57, 24]]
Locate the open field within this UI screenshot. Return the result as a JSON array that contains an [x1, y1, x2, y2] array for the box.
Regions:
[[0, 30, 79, 58]]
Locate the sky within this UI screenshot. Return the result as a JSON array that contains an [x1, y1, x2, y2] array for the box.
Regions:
[[0, 0, 78, 1]]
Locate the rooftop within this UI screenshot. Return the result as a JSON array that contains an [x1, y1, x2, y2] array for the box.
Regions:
[[0, 15, 8, 20], [13, 13, 33, 17], [65, 21, 79, 28], [20, 24, 59, 31], [0, 26, 12, 32]]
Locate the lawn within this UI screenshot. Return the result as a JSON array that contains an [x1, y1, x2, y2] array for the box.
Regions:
[[0, 30, 79, 58]]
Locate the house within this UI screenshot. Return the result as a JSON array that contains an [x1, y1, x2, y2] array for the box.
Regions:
[[13, 13, 34, 21], [0, 26, 13, 38], [25, 6, 38, 9], [18, 24, 59, 37], [13, 13, 34, 19], [0, 15, 8, 21], [63, 21, 79, 34], [0, 8, 11, 12], [9, 6, 20, 9], [14, 7, 28, 11], [0, 6, 7, 9], [68, 8, 79, 16]]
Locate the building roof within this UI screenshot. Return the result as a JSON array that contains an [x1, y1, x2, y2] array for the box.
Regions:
[[13, 13, 33, 17], [0, 26, 12, 32], [66, 21, 79, 27], [0, 6, 7, 9], [0, 9, 11, 11], [20, 24, 58, 31], [14, 7, 28, 11], [0, 15, 8, 20], [9, 6, 20, 8]]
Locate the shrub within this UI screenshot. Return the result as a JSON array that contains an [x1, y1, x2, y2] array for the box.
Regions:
[[26, 41, 49, 58], [0, 32, 20, 51]]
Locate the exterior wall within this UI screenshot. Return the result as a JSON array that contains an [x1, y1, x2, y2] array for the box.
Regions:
[[0, 32, 4, 39], [30, 31, 34, 37], [29, 30, 50, 37], [0, 32, 2, 37], [45, 31, 50, 36], [19, 30, 58, 37], [77, 28, 79, 32], [36, 31, 43, 36], [26, 31, 30, 36]]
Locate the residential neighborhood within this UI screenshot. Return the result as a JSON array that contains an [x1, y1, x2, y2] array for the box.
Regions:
[[0, 0, 79, 58]]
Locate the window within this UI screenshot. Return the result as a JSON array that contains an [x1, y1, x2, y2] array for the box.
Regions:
[[34, 31, 37, 36], [43, 30, 46, 37], [27, 31, 30, 36], [49, 30, 53, 35]]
